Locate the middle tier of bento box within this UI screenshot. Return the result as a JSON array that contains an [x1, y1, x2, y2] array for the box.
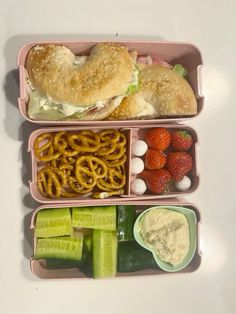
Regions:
[[28, 124, 199, 205]]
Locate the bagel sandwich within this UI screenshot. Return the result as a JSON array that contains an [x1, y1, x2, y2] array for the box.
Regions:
[[26, 43, 139, 120], [107, 63, 197, 120]]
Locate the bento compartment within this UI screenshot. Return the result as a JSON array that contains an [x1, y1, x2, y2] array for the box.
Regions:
[[28, 124, 199, 204], [28, 126, 131, 204], [30, 201, 201, 279], [18, 40, 203, 125], [128, 124, 199, 199]]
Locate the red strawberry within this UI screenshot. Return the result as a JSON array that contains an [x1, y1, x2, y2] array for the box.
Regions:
[[144, 149, 166, 170], [145, 128, 171, 151], [166, 152, 193, 182], [139, 169, 171, 194], [171, 130, 193, 151]]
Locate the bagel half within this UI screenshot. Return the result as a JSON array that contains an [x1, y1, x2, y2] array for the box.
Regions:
[[108, 64, 197, 120], [26, 43, 137, 120]]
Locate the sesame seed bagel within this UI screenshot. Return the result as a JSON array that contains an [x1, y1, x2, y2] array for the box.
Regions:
[[107, 93, 159, 120], [26, 43, 134, 107], [108, 64, 197, 120]]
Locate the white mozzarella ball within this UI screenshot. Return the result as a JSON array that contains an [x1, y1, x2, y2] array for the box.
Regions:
[[131, 158, 144, 174], [174, 176, 191, 191], [132, 140, 148, 156], [131, 179, 147, 195]]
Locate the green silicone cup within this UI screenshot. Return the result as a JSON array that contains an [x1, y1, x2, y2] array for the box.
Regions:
[[133, 205, 197, 272]]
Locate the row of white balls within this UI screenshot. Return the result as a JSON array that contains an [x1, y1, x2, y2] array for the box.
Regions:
[[131, 176, 191, 195]]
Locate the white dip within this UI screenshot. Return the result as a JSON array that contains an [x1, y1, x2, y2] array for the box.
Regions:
[[139, 208, 190, 266]]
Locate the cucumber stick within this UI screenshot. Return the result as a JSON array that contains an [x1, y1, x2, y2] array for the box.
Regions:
[[117, 205, 136, 241], [35, 208, 72, 238], [45, 244, 89, 269], [35, 236, 84, 261], [72, 206, 116, 230], [118, 241, 157, 272], [45, 259, 83, 269], [93, 229, 117, 279]]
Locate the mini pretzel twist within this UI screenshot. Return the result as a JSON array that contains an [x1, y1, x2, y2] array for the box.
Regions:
[[67, 130, 100, 153], [75, 156, 107, 189], [97, 165, 126, 191], [34, 133, 61, 162], [53, 131, 78, 157], [37, 166, 66, 198]]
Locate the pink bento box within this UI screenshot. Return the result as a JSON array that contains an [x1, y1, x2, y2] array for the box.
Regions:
[[28, 123, 199, 204], [17, 40, 204, 125], [30, 200, 202, 279]]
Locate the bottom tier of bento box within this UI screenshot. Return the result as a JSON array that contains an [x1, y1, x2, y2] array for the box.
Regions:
[[30, 200, 202, 279]]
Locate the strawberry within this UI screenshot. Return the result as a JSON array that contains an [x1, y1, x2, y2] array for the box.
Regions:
[[171, 130, 193, 151], [166, 152, 193, 182], [144, 149, 166, 170], [139, 169, 171, 194], [145, 128, 171, 151]]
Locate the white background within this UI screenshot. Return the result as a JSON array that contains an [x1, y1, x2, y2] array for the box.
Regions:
[[1, 1, 235, 313]]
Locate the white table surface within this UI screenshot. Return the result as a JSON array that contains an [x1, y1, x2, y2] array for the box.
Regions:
[[1, 1, 235, 313]]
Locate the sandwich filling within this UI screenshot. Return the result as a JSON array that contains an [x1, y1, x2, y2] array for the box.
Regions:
[[27, 55, 139, 121]]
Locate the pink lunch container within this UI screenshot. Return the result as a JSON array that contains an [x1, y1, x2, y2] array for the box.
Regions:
[[28, 124, 199, 204], [30, 200, 202, 279], [17, 40, 204, 125]]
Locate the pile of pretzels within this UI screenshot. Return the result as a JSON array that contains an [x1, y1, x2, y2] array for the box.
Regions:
[[33, 129, 127, 199]]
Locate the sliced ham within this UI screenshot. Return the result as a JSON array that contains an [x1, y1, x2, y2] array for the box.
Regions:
[[137, 55, 172, 68]]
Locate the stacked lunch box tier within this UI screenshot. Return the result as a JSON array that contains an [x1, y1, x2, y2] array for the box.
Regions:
[[17, 41, 204, 279]]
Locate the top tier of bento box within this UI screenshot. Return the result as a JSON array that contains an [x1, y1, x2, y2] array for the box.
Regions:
[[17, 40, 204, 125]]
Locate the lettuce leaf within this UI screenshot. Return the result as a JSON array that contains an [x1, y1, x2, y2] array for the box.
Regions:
[[172, 64, 188, 78]]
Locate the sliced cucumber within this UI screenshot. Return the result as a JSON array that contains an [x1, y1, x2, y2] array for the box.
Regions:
[[93, 229, 117, 279], [35, 236, 83, 261], [118, 241, 157, 272], [35, 208, 72, 238], [45, 259, 83, 269], [117, 205, 136, 241], [45, 242, 89, 269], [72, 206, 116, 230]]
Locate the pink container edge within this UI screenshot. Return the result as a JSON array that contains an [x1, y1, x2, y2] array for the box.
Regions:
[[17, 40, 204, 125], [17, 39, 204, 66], [30, 200, 202, 279], [28, 124, 199, 205]]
